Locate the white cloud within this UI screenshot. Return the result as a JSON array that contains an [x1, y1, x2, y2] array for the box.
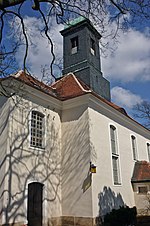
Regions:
[[102, 28, 150, 82], [111, 86, 143, 108], [15, 16, 63, 80]]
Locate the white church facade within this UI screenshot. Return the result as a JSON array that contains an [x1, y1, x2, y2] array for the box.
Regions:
[[0, 18, 150, 226]]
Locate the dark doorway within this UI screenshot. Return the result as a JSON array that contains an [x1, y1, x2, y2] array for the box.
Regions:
[[27, 182, 43, 226]]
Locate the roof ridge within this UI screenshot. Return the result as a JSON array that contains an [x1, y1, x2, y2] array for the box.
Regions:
[[19, 71, 56, 91], [72, 74, 91, 93], [10, 70, 24, 78], [51, 73, 72, 86], [6, 70, 56, 96]]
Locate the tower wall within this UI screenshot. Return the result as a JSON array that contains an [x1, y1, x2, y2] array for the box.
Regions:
[[61, 18, 111, 101]]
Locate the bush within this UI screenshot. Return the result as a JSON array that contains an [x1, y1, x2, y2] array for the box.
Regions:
[[103, 206, 137, 226]]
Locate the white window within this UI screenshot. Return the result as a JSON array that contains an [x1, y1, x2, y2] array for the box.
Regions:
[[147, 143, 150, 162], [30, 111, 45, 148], [71, 36, 78, 54], [110, 125, 121, 185], [131, 135, 137, 160]]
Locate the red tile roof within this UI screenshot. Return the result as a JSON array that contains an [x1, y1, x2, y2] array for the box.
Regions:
[[131, 161, 150, 182], [1, 70, 149, 131], [52, 73, 128, 115], [0, 70, 56, 97], [51, 73, 91, 100]]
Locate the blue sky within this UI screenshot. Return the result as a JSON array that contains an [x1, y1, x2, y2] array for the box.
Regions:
[[100, 23, 150, 110], [2, 1, 150, 117]]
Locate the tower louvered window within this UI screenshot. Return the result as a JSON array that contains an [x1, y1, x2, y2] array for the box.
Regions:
[[90, 38, 96, 55], [71, 36, 78, 54]]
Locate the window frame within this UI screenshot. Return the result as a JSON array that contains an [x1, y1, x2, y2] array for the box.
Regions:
[[147, 143, 150, 162], [110, 125, 121, 185], [29, 110, 45, 149], [112, 155, 120, 185], [138, 186, 148, 194], [25, 180, 47, 226], [131, 135, 138, 161], [110, 125, 118, 155]]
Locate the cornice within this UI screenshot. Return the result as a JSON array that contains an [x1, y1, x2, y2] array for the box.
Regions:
[[88, 94, 150, 138], [26, 85, 62, 110], [62, 94, 90, 110]]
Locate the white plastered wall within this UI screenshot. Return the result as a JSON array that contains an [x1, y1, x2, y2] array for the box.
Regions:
[[0, 96, 11, 225], [60, 93, 150, 219], [0, 83, 62, 225], [88, 96, 150, 219], [61, 97, 93, 217]]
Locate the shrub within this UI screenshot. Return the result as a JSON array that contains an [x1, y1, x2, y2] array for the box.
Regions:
[[103, 206, 137, 226]]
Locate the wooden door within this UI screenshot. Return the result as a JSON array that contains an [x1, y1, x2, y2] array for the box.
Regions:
[[27, 182, 43, 226]]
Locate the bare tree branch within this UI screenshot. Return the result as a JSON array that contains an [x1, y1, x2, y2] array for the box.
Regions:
[[0, 0, 149, 80], [109, 0, 126, 14], [133, 101, 150, 129], [3, 9, 29, 71], [39, 8, 56, 79]]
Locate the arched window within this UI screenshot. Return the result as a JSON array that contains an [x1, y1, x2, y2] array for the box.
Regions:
[[30, 111, 45, 148], [131, 135, 137, 160], [147, 143, 150, 162], [110, 125, 121, 185], [110, 125, 117, 154]]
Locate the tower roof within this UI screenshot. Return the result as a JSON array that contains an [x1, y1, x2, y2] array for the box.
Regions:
[[60, 17, 102, 39]]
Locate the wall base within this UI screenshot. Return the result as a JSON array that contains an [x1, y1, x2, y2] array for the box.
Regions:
[[1, 216, 101, 226], [49, 216, 100, 226], [1, 222, 25, 226], [2, 214, 150, 226]]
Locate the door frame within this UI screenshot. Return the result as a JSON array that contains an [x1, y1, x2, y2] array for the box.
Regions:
[[24, 180, 47, 226]]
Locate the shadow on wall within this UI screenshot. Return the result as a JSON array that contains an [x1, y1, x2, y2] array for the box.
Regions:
[[0, 94, 61, 225], [98, 186, 125, 221], [61, 106, 96, 216]]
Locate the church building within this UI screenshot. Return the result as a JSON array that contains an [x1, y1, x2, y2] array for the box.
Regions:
[[0, 17, 150, 226]]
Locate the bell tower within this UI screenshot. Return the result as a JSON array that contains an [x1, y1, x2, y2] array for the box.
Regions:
[[60, 17, 111, 101]]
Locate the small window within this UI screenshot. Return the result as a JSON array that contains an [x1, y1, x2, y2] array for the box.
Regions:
[[90, 38, 96, 55], [71, 36, 78, 54], [131, 135, 137, 160], [30, 111, 45, 148], [138, 186, 148, 194], [147, 143, 150, 162]]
